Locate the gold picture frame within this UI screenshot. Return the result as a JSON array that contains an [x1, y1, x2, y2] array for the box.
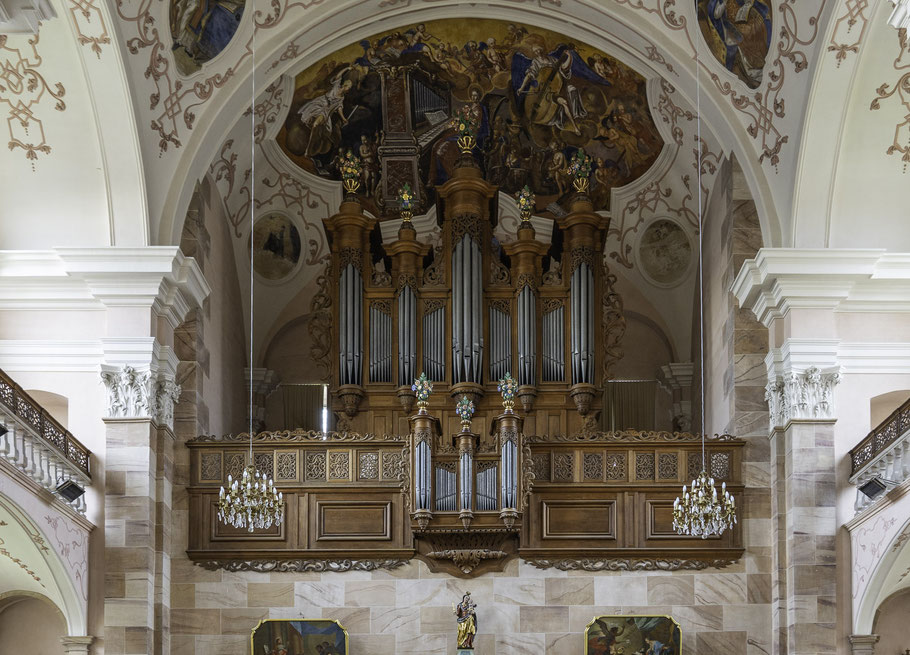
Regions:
[[584, 615, 682, 655], [251, 618, 349, 655]]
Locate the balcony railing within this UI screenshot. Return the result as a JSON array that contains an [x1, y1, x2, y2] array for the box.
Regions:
[[849, 395, 910, 513], [0, 368, 91, 514]]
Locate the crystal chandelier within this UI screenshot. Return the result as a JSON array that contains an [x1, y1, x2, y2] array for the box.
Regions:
[[217, 8, 283, 532], [673, 469, 736, 538], [671, 31, 737, 539]]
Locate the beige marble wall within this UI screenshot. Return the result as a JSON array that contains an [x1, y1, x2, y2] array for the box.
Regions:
[[167, 555, 772, 655]]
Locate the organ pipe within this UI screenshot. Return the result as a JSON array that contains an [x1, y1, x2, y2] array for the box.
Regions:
[[571, 262, 594, 384], [489, 306, 511, 381], [397, 287, 417, 386], [517, 288, 537, 386], [452, 234, 483, 384], [339, 263, 364, 385], [542, 305, 565, 381], [422, 307, 445, 382]]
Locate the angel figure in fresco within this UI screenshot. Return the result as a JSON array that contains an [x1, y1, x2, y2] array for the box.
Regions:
[[297, 67, 355, 156], [513, 43, 611, 137], [699, 0, 772, 88], [453, 592, 477, 649]]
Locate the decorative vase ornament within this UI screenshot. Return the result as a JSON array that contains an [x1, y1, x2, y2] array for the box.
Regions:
[[451, 104, 479, 155], [412, 373, 433, 414], [498, 372, 517, 412], [398, 183, 414, 222], [340, 150, 362, 194], [569, 150, 592, 193], [516, 185, 534, 223], [456, 394, 475, 430]]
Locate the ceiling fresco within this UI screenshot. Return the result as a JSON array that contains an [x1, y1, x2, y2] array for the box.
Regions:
[[696, 0, 772, 89], [277, 19, 664, 214], [170, 0, 245, 75]]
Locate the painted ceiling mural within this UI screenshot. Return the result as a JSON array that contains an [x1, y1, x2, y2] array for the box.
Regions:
[[696, 0, 773, 89], [170, 0, 245, 75], [277, 19, 664, 214]]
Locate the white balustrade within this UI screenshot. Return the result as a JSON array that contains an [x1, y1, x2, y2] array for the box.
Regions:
[[851, 418, 910, 514]]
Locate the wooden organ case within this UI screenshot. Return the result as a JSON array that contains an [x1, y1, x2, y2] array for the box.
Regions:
[[186, 156, 745, 576]]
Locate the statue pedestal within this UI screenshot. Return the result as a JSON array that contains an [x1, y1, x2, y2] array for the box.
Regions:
[[457, 650, 475, 655]]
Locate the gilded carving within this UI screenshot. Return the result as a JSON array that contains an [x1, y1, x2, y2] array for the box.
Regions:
[[583, 452, 604, 481], [541, 298, 564, 313], [339, 247, 363, 271], [308, 257, 334, 382], [276, 452, 297, 480], [414, 428, 432, 446], [526, 558, 737, 571], [520, 438, 534, 511], [605, 453, 626, 480], [399, 443, 411, 511], [328, 451, 350, 480], [490, 257, 511, 285], [254, 452, 274, 478], [423, 298, 446, 314], [542, 258, 563, 286], [489, 298, 511, 314], [657, 452, 678, 480], [305, 451, 327, 481], [635, 453, 655, 480], [200, 452, 222, 481], [451, 212, 482, 243], [189, 430, 404, 443], [370, 299, 392, 315], [198, 558, 408, 572], [381, 451, 401, 480], [425, 530, 511, 574], [527, 431, 739, 443], [515, 272, 537, 291], [422, 246, 446, 286], [553, 452, 574, 481], [359, 452, 379, 480], [396, 273, 418, 292], [570, 245, 596, 272]]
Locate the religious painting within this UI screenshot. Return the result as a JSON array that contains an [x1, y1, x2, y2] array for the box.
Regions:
[[249, 213, 302, 281], [696, 0, 772, 89], [637, 219, 692, 286], [586, 616, 682, 654], [277, 19, 663, 214], [251, 618, 348, 655], [170, 0, 245, 75]]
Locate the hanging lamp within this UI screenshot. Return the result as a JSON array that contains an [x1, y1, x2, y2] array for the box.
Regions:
[[672, 35, 736, 539], [218, 8, 284, 532]]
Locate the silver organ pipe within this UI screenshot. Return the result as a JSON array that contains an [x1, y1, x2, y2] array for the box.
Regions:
[[452, 234, 484, 383], [434, 464, 456, 512], [369, 304, 392, 383], [422, 306, 445, 382], [517, 287, 536, 386], [397, 287, 417, 386], [571, 262, 594, 384], [339, 263, 364, 385], [477, 463, 498, 512], [542, 304, 565, 381], [489, 305, 512, 381], [501, 438, 516, 510], [460, 450, 473, 513], [416, 440, 432, 510]]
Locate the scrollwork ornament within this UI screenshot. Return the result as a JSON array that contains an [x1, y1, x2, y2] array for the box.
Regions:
[[520, 436, 535, 511], [525, 557, 737, 572], [516, 272, 537, 292], [339, 247, 363, 271], [307, 256, 333, 382], [196, 558, 408, 572], [526, 431, 739, 443], [602, 260, 626, 383], [396, 273, 418, 292], [423, 246, 446, 286], [570, 246, 596, 272], [452, 212, 482, 244]]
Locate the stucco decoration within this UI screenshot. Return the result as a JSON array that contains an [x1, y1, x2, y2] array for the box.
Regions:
[[637, 218, 691, 286], [277, 18, 663, 213], [764, 365, 841, 428], [696, 0, 773, 89], [826, 0, 872, 66], [66, 0, 112, 58], [170, 0, 245, 75], [870, 27, 910, 170], [0, 33, 66, 166]]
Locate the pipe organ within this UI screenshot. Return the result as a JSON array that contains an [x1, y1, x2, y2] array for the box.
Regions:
[[185, 151, 744, 579]]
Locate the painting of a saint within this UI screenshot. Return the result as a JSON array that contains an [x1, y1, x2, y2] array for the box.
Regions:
[[696, 0, 773, 88], [249, 214, 302, 281], [277, 19, 663, 214], [251, 619, 347, 655], [638, 219, 692, 285], [170, 0, 245, 76], [585, 615, 681, 655]]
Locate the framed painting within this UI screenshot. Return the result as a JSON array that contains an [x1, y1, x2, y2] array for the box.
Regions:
[[585, 615, 682, 654], [251, 618, 348, 655]]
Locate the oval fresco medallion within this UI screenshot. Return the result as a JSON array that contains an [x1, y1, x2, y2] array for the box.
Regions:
[[638, 219, 691, 286], [249, 214, 301, 281], [696, 0, 772, 89], [277, 18, 664, 215], [170, 0, 245, 76]]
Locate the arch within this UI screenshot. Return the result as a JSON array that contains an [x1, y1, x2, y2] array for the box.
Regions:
[[0, 490, 88, 635], [0, 591, 67, 654], [869, 390, 910, 429], [156, 1, 782, 252], [872, 587, 910, 654]]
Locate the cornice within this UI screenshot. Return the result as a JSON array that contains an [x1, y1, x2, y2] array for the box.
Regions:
[[733, 248, 910, 326]]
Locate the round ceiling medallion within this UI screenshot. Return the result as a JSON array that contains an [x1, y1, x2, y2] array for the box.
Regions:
[[637, 219, 692, 286], [249, 214, 302, 281]]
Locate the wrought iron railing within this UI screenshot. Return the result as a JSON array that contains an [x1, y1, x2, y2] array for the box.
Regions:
[[850, 395, 910, 476], [0, 368, 91, 478]]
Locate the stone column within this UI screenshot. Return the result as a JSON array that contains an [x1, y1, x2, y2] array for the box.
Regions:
[[95, 252, 208, 655], [849, 635, 879, 655], [61, 636, 94, 654]]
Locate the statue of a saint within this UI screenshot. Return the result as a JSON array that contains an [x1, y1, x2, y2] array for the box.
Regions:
[[453, 591, 477, 650]]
